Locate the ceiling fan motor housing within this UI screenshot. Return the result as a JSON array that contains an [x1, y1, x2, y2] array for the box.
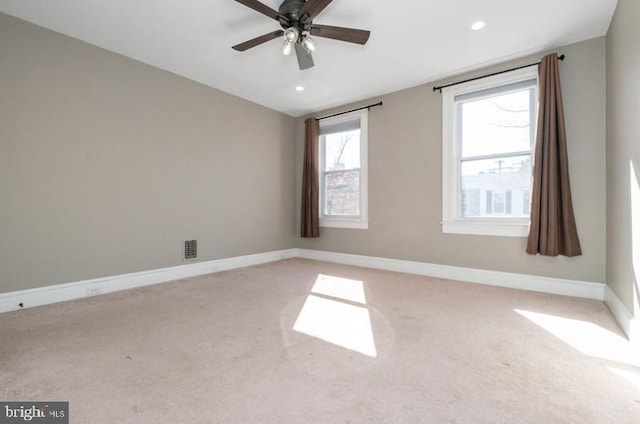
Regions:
[[278, 0, 311, 30]]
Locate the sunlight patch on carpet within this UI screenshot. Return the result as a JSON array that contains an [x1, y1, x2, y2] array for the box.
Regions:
[[515, 309, 640, 368], [311, 274, 367, 304], [293, 275, 377, 357], [608, 366, 640, 389]]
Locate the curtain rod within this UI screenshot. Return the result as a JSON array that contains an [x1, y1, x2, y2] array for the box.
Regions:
[[432, 54, 565, 92], [316, 101, 383, 121]]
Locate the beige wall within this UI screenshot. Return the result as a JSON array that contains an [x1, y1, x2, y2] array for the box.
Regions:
[[0, 11, 613, 296], [606, 0, 640, 315], [0, 13, 297, 293], [296, 37, 607, 283]]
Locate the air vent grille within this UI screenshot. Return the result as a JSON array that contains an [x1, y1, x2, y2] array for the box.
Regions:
[[184, 240, 197, 260]]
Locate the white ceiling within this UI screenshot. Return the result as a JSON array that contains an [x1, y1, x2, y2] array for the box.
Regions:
[[0, 0, 617, 117]]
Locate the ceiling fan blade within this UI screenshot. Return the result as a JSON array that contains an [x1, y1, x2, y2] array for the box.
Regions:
[[310, 24, 370, 45], [232, 30, 284, 51], [233, 0, 285, 22], [294, 43, 314, 70], [299, 0, 333, 22]]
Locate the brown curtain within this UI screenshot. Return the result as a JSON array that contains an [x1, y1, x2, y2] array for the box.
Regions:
[[527, 53, 581, 257], [301, 118, 320, 238]]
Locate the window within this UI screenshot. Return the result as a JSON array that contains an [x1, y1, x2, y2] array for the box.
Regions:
[[319, 109, 368, 229], [442, 67, 537, 237]]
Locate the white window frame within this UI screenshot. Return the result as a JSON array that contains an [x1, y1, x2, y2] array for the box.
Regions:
[[441, 67, 538, 237], [319, 109, 368, 229]]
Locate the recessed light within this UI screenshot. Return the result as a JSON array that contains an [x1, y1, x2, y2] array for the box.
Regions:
[[471, 21, 486, 31], [295, 86, 305, 92]]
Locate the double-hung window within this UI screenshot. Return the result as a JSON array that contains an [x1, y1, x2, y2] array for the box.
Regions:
[[319, 109, 368, 229], [441, 67, 538, 237]]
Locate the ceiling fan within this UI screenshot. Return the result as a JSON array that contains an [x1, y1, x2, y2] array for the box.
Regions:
[[232, 0, 371, 70]]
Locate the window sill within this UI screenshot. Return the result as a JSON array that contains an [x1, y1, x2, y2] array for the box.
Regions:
[[442, 220, 529, 237], [320, 218, 369, 230]]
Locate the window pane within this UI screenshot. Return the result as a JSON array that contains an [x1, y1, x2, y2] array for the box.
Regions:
[[323, 130, 361, 171], [493, 192, 505, 213], [460, 155, 531, 218], [461, 188, 481, 216], [324, 170, 360, 216], [460, 89, 532, 158], [523, 189, 531, 214]]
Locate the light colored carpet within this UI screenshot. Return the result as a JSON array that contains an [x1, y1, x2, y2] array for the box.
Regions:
[[1, 258, 639, 423]]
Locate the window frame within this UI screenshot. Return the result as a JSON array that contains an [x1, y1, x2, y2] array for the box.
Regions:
[[318, 109, 369, 230], [441, 67, 538, 237]]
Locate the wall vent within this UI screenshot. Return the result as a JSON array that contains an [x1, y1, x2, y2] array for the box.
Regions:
[[184, 240, 197, 260]]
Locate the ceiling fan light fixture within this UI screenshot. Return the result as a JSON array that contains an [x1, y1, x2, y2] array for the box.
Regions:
[[302, 35, 317, 53], [282, 40, 295, 56], [281, 27, 299, 56], [284, 27, 299, 43]]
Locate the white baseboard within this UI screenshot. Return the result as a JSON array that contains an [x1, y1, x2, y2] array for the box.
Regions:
[[604, 286, 639, 345], [293, 248, 606, 300], [292, 249, 640, 341], [0, 249, 297, 313], [4, 247, 635, 344], [0, 247, 611, 320]]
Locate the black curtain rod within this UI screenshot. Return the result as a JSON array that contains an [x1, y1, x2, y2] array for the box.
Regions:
[[432, 54, 565, 92], [316, 102, 383, 121]]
